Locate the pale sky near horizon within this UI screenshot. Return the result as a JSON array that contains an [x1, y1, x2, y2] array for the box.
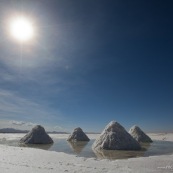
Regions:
[[0, 0, 173, 133]]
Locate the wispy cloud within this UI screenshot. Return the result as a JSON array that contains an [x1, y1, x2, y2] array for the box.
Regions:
[[10, 120, 25, 126], [54, 126, 65, 130], [10, 120, 37, 127], [0, 89, 63, 125]]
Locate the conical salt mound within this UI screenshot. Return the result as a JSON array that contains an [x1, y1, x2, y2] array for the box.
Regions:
[[129, 125, 153, 143], [92, 121, 141, 150], [20, 125, 53, 144], [67, 127, 90, 142]]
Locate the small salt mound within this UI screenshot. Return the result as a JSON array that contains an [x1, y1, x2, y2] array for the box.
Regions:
[[129, 125, 153, 143], [67, 127, 90, 142], [92, 121, 141, 150], [20, 125, 53, 144]]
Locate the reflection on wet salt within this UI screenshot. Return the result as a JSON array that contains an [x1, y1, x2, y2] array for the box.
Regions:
[[92, 143, 151, 160], [1, 134, 173, 160], [67, 141, 89, 154]]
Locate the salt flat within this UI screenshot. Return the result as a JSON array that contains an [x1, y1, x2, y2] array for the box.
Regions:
[[0, 133, 173, 173]]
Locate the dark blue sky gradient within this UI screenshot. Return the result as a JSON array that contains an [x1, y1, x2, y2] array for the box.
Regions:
[[0, 0, 173, 132]]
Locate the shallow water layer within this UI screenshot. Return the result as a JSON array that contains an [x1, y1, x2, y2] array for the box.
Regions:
[[0, 134, 173, 160]]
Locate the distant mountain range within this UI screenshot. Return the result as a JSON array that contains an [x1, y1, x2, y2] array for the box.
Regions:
[[86, 132, 100, 134], [0, 128, 69, 134], [47, 131, 69, 134], [0, 128, 29, 133]]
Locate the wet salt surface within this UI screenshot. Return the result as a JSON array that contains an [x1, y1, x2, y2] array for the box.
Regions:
[[1, 135, 173, 160]]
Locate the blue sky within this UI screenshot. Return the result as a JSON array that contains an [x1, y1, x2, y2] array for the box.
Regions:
[[0, 0, 173, 132]]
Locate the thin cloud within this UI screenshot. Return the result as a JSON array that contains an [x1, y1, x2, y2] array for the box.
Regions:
[[10, 120, 25, 126], [54, 125, 63, 129], [53, 125, 67, 132], [26, 122, 37, 127], [10, 120, 37, 127], [0, 89, 63, 123]]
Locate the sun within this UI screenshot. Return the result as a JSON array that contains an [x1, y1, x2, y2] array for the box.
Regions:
[[9, 16, 34, 42]]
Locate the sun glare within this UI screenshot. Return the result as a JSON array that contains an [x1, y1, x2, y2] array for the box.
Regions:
[[9, 16, 34, 42]]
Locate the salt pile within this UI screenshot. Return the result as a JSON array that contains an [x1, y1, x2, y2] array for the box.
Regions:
[[20, 125, 53, 144], [92, 121, 141, 150], [67, 127, 90, 142], [129, 125, 153, 143]]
